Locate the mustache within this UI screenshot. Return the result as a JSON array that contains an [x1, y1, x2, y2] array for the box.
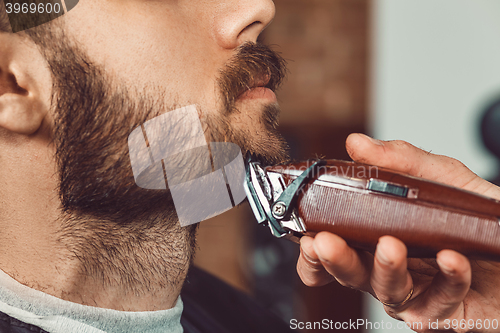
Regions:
[[218, 42, 288, 111]]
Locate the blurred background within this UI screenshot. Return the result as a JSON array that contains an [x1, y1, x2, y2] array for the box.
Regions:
[[193, 0, 500, 332]]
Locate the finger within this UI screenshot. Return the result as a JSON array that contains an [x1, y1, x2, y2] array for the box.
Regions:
[[297, 236, 335, 287], [371, 236, 413, 307], [345, 133, 471, 182], [412, 250, 471, 320], [312, 232, 373, 292]]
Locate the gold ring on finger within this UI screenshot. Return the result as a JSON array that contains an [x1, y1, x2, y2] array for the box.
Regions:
[[380, 284, 414, 308]]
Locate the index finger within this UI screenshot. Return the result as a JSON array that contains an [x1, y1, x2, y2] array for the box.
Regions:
[[311, 232, 374, 292]]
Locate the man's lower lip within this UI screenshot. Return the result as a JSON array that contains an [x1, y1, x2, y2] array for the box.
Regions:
[[237, 87, 277, 102]]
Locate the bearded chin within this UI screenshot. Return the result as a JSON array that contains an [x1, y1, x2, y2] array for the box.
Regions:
[[202, 103, 289, 168], [49, 50, 287, 226], [48, 41, 287, 224]]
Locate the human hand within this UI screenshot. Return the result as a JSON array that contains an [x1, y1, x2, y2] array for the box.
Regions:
[[297, 133, 500, 332]]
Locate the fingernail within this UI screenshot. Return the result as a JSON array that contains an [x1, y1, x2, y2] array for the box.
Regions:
[[436, 258, 455, 276], [361, 133, 384, 146], [376, 247, 392, 266]]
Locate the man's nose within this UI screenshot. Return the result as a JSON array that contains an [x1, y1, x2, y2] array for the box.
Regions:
[[213, 0, 276, 49]]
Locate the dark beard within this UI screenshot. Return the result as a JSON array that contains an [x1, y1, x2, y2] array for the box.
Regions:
[[203, 103, 289, 166], [25, 25, 289, 293], [27, 26, 197, 292]]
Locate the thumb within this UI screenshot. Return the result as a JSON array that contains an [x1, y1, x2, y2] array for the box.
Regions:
[[346, 133, 451, 178], [345, 133, 499, 198]]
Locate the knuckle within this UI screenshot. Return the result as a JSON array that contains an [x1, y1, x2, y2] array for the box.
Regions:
[[390, 140, 413, 151]]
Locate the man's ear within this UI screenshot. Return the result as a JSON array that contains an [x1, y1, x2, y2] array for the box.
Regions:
[[0, 33, 51, 135]]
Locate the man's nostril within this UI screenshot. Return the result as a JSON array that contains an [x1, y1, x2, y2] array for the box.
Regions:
[[238, 21, 262, 39]]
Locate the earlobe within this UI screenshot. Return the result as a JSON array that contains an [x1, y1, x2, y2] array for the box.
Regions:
[[0, 33, 51, 135]]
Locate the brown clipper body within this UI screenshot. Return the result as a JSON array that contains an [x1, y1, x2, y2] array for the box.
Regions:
[[246, 159, 500, 261]]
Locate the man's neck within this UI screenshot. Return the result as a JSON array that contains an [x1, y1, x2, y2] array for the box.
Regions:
[[0, 206, 195, 311], [54, 214, 196, 311]]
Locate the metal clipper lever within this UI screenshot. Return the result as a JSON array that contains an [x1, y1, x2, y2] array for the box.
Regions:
[[244, 155, 325, 241]]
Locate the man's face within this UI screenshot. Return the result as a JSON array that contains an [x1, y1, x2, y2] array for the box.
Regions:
[[27, 0, 288, 226]]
